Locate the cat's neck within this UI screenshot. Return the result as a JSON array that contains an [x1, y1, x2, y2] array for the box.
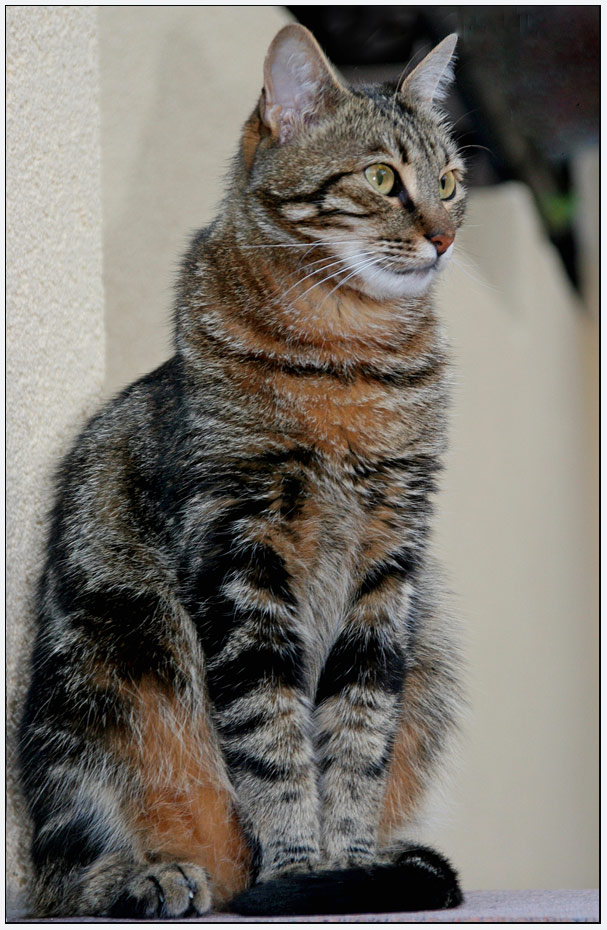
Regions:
[[174, 220, 449, 459], [175, 217, 442, 376]]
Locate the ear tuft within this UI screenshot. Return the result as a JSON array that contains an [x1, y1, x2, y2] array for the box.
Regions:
[[401, 34, 458, 106], [262, 24, 345, 143]]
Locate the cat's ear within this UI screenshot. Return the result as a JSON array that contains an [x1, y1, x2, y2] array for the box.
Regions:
[[261, 24, 346, 143], [401, 34, 458, 106]]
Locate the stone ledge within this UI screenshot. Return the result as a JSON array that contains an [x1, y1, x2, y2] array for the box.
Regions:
[[15, 890, 599, 923]]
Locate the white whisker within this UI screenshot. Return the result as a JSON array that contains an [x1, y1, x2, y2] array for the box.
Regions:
[[318, 255, 383, 308], [450, 254, 499, 292], [238, 239, 356, 250], [283, 252, 372, 300], [289, 253, 375, 305], [284, 251, 377, 302]]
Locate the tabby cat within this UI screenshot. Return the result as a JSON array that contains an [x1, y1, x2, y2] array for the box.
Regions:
[[20, 24, 466, 917]]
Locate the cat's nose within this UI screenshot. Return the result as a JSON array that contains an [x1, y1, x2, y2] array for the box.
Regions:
[[426, 230, 455, 256]]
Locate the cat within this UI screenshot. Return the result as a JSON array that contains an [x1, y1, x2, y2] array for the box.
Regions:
[[19, 23, 466, 918]]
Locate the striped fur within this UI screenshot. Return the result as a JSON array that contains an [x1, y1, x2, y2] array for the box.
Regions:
[[20, 25, 465, 916]]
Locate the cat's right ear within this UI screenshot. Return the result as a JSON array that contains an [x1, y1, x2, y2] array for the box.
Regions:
[[261, 24, 346, 144]]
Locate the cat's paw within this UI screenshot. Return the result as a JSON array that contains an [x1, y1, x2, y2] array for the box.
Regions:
[[109, 862, 211, 919], [256, 859, 317, 885], [322, 850, 376, 870]]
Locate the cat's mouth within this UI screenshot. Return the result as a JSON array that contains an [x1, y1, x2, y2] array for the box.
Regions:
[[386, 261, 438, 277]]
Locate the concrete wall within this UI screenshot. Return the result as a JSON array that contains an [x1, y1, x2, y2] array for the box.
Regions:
[[6, 7, 106, 916], [98, 5, 292, 393], [432, 184, 598, 890]]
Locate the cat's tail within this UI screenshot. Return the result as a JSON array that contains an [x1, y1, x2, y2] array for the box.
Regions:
[[229, 845, 463, 917]]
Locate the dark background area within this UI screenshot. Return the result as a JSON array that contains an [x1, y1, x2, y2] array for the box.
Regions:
[[287, 5, 600, 288]]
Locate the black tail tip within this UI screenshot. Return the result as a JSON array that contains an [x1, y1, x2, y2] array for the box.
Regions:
[[229, 845, 463, 917]]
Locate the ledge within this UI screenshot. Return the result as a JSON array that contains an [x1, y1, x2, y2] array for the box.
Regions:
[[201, 890, 599, 923], [22, 890, 599, 923]]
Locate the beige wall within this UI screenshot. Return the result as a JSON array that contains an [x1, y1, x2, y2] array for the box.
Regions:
[[99, 5, 292, 393], [6, 7, 106, 916], [432, 185, 598, 890]]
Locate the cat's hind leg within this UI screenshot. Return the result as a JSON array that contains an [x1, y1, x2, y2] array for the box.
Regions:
[[20, 602, 250, 916]]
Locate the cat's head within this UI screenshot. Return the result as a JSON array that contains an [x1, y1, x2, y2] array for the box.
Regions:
[[239, 24, 465, 302]]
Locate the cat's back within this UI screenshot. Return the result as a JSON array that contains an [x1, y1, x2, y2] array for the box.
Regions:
[[44, 356, 190, 596]]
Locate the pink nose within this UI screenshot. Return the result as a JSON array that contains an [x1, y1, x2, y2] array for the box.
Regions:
[[427, 231, 455, 256]]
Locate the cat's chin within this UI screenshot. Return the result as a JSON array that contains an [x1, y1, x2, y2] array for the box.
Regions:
[[357, 264, 439, 299], [348, 245, 453, 301], [360, 267, 438, 298]]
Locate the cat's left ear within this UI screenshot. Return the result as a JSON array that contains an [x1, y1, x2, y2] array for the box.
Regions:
[[261, 24, 347, 143], [401, 34, 458, 106]]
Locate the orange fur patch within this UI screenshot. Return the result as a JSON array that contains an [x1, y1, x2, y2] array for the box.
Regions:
[[124, 678, 251, 906], [240, 109, 263, 173], [379, 673, 430, 844]]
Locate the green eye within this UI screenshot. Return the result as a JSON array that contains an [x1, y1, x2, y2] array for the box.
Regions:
[[439, 170, 456, 200], [364, 163, 396, 195]]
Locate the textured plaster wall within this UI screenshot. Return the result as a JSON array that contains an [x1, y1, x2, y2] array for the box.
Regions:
[[6, 7, 105, 917], [432, 184, 598, 891], [98, 5, 292, 393]]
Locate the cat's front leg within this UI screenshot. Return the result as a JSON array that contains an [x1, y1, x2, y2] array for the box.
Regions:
[[185, 521, 321, 882], [211, 665, 321, 883], [314, 577, 410, 868]]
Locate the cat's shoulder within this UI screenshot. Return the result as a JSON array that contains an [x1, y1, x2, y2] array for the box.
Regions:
[[55, 357, 185, 486]]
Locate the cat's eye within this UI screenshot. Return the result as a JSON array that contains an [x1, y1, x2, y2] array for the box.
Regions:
[[439, 170, 456, 200], [364, 164, 396, 196]]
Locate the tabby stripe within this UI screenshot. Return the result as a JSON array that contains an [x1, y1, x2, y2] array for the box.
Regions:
[[223, 748, 294, 782], [197, 320, 443, 388], [206, 638, 306, 707], [317, 208, 373, 219], [249, 447, 315, 469], [264, 843, 317, 859], [300, 217, 355, 231], [214, 710, 269, 739], [269, 170, 354, 206], [31, 816, 106, 870], [349, 453, 442, 481], [318, 753, 388, 778], [346, 843, 374, 856], [357, 358, 443, 386], [241, 352, 441, 388], [355, 547, 419, 602], [185, 505, 296, 656], [396, 139, 410, 164], [191, 592, 244, 659], [279, 473, 306, 521], [315, 628, 405, 704]]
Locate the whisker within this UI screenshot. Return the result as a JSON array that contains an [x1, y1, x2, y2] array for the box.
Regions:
[[458, 143, 495, 156], [451, 108, 481, 130], [288, 252, 375, 304], [293, 249, 372, 287], [280, 255, 355, 302], [238, 239, 356, 250], [318, 255, 382, 308], [450, 255, 499, 292]]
